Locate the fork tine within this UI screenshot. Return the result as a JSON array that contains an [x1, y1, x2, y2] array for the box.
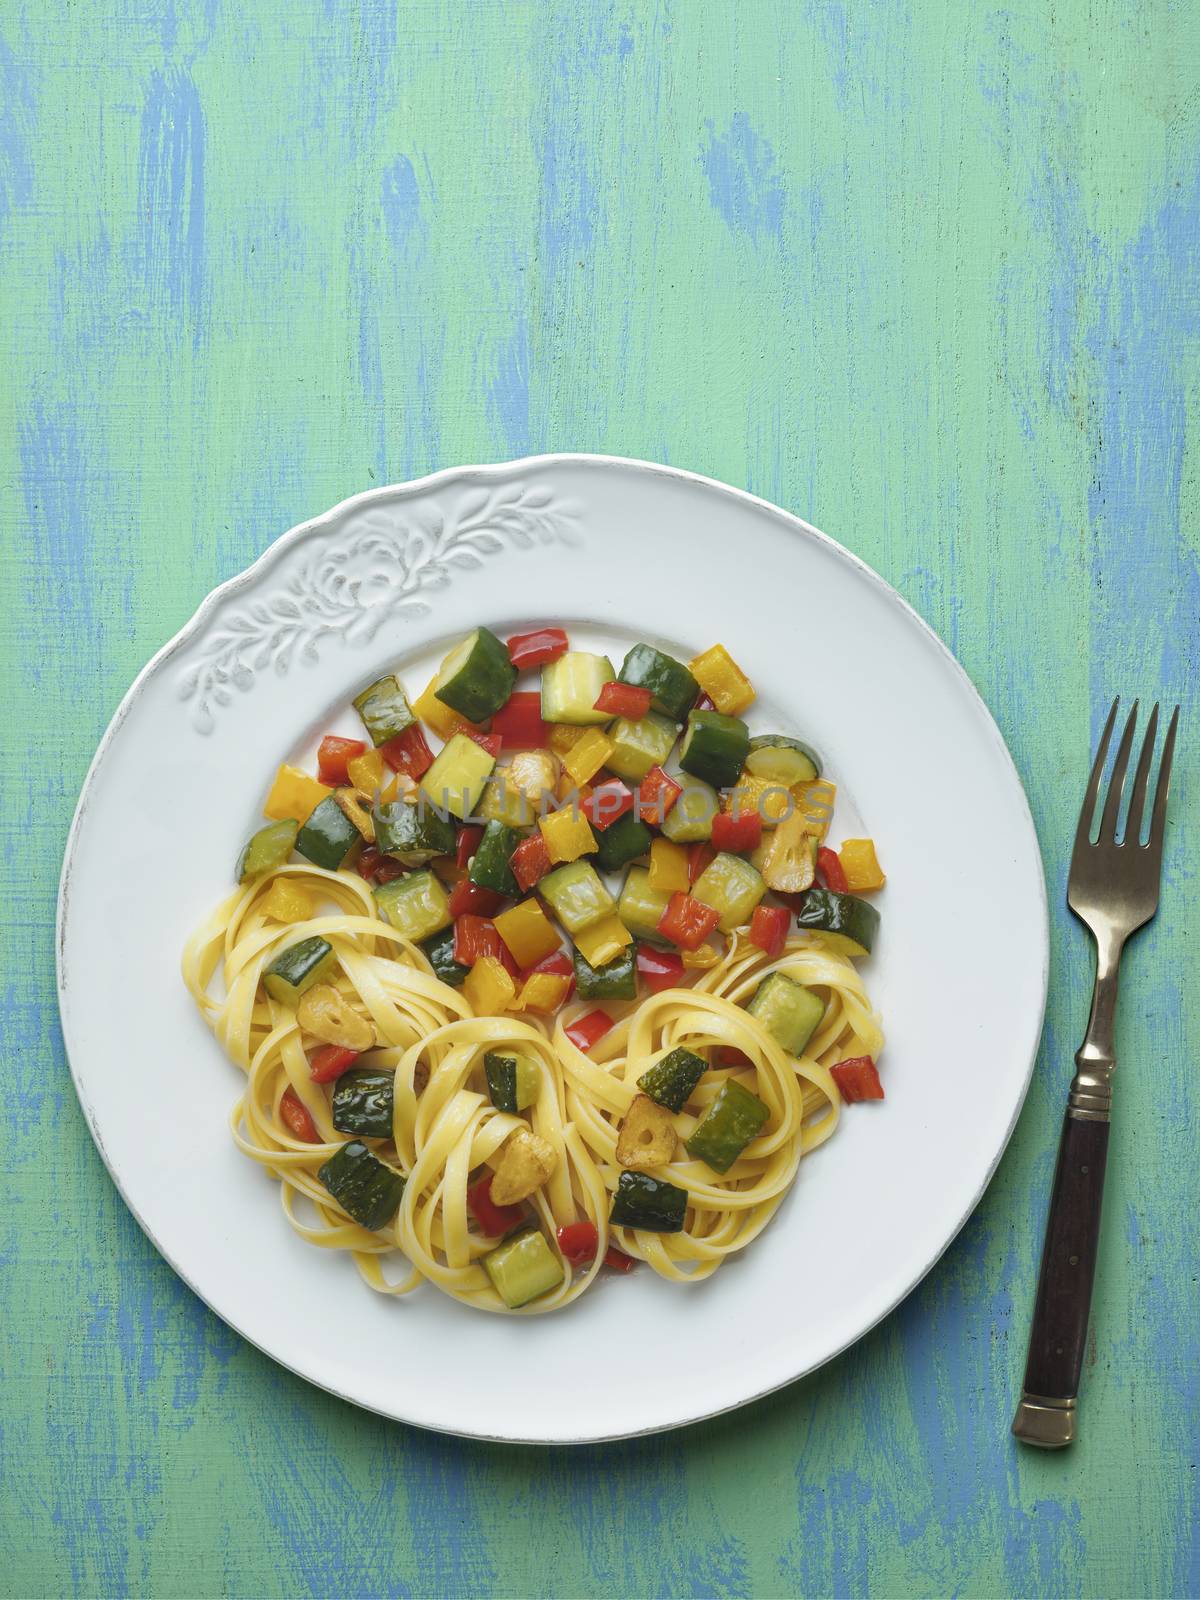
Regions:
[[1146, 704, 1180, 859], [1098, 700, 1139, 843], [1123, 702, 1160, 845], [1073, 698, 1119, 858]]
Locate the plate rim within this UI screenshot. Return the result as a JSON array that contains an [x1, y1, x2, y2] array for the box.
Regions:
[[56, 452, 1049, 1442]]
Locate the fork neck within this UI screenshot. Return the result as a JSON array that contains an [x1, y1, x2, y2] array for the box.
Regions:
[[1070, 925, 1125, 1121]]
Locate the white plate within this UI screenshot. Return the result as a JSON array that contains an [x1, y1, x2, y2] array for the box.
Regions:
[[57, 455, 1047, 1443]]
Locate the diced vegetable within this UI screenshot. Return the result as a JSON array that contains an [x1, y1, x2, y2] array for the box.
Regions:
[[747, 972, 825, 1055], [317, 735, 368, 786], [557, 1220, 600, 1264], [745, 733, 821, 786], [793, 887, 880, 956], [688, 644, 755, 716], [420, 733, 496, 821], [572, 914, 633, 968], [490, 1128, 558, 1205], [635, 765, 682, 825], [506, 749, 560, 807], [413, 675, 482, 742], [463, 955, 517, 1013], [333, 788, 375, 842], [760, 810, 818, 893], [593, 813, 653, 873], [434, 628, 517, 721], [538, 807, 597, 865], [456, 824, 484, 868], [710, 809, 763, 853], [636, 945, 684, 994], [794, 779, 837, 841], [648, 837, 689, 894], [484, 1050, 540, 1113], [448, 880, 504, 919], [374, 799, 456, 865], [581, 779, 634, 831], [572, 939, 637, 1000], [507, 626, 569, 670], [618, 643, 699, 720], [453, 914, 505, 966], [309, 1044, 359, 1083], [484, 1229, 564, 1308], [561, 727, 613, 785], [347, 747, 386, 795], [616, 1094, 677, 1169], [678, 710, 750, 790], [420, 924, 470, 987], [494, 899, 561, 968], [605, 1246, 637, 1272], [319, 1141, 405, 1230], [691, 852, 767, 932], [238, 819, 299, 883], [331, 1068, 395, 1137], [510, 832, 552, 892], [356, 847, 384, 881], [263, 936, 337, 1004], [297, 983, 374, 1050], [489, 690, 547, 750], [374, 870, 453, 943], [685, 1079, 769, 1172], [468, 1175, 526, 1237], [516, 970, 572, 1014], [659, 779, 718, 843], [839, 838, 886, 893], [594, 681, 652, 719], [723, 771, 794, 827], [618, 867, 672, 943], [379, 723, 435, 780], [546, 723, 589, 758], [830, 1056, 884, 1102], [749, 904, 789, 960], [656, 892, 721, 951], [279, 1088, 320, 1143], [603, 712, 678, 783], [541, 652, 615, 726], [263, 764, 332, 824], [817, 845, 849, 893], [564, 1010, 615, 1052], [638, 1046, 706, 1111], [478, 775, 534, 829], [466, 819, 521, 896], [687, 840, 715, 884], [465, 729, 503, 758], [353, 675, 416, 745], [261, 878, 313, 922], [609, 1171, 688, 1233]]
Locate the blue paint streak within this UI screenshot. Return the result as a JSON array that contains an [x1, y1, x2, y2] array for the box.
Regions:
[[381, 155, 423, 252], [136, 67, 206, 346], [0, 32, 35, 234], [700, 114, 785, 241], [486, 310, 530, 457]]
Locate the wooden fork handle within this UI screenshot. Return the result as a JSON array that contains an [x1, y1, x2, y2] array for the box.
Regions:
[[1012, 1112, 1111, 1448]]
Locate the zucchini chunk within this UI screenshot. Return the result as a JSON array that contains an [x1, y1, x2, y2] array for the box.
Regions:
[[484, 1050, 541, 1113], [435, 628, 517, 721], [263, 936, 337, 1005], [419, 733, 496, 820], [572, 939, 638, 1001], [617, 644, 699, 721], [237, 819, 299, 883], [479, 774, 535, 828], [691, 852, 767, 932], [616, 1094, 677, 1169], [678, 710, 750, 790], [659, 779, 719, 843], [318, 1140, 406, 1230], [420, 924, 469, 987], [609, 1171, 688, 1233], [603, 712, 679, 783], [685, 1079, 769, 1173], [539, 861, 615, 933], [593, 812, 653, 873], [467, 819, 521, 896], [331, 1069, 395, 1138], [617, 866, 671, 943], [374, 799, 456, 865], [638, 1046, 707, 1112], [793, 887, 880, 956], [745, 734, 821, 786], [296, 795, 360, 870], [746, 972, 825, 1056], [353, 674, 416, 745], [374, 869, 453, 942], [540, 652, 615, 726], [484, 1229, 564, 1308]]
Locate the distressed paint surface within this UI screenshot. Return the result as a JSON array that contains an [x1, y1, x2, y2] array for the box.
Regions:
[[1, 1, 1197, 1595]]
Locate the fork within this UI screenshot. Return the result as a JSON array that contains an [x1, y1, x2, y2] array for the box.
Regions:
[[1012, 698, 1179, 1449]]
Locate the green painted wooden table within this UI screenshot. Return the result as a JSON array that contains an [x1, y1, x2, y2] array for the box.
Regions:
[[2, 2, 1196, 1595]]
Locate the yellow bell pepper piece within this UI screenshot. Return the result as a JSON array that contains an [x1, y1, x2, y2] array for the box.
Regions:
[[648, 837, 689, 894], [346, 748, 385, 795], [572, 914, 632, 968], [539, 807, 597, 865], [688, 644, 755, 716], [682, 941, 722, 969], [839, 838, 886, 893], [463, 955, 517, 1015], [515, 971, 572, 1015], [261, 879, 314, 923], [547, 723, 589, 757], [794, 779, 837, 841], [723, 771, 792, 826], [413, 676, 485, 742], [494, 900, 562, 969], [562, 728, 613, 785], [263, 764, 332, 823]]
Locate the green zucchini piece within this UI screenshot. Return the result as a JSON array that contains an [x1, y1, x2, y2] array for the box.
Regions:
[[593, 812, 653, 873], [263, 936, 337, 1004], [484, 1050, 540, 1114], [419, 733, 496, 821], [572, 940, 637, 1001], [617, 867, 672, 943], [609, 1171, 688, 1233], [793, 888, 880, 956], [659, 779, 718, 843], [691, 852, 767, 932], [479, 774, 534, 829], [420, 924, 469, 987], [467, 819, 521, 896], [746, 972, 825, 1055], [603, 712, 678, 783], [484, 1228, 564, 1308], [638, 1046, 706, 1112], [745, 734, 821, 786], [331, 1069, 395, 1138], [685, 1079, 769, 1173], [435, 628, 517, 721], [374, 869, 452, 943], [353, 674, 415, 745], [237, 819, 299, 883], [618, 643, 699, 721], [678, 710, 750, 790], [295, 795, 359, 870], [540, 652, 614, 726], [374, 799, 456, 865], [318, 1140, 405, 1230], [539, 861, 615, 933]]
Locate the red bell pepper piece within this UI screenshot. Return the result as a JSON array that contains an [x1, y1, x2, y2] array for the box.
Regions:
[[490, 691, 546, 749], [714, 1047, 755, 1069], [449, 879, 506, 919], [564, 1010, 615, 1052], [309, 1045, 360, 1083], [817, 846, 850, 894], [687, 842, 716, 884], [453, 914, 501, 966], [593, 681, 652, 719], [748, 904, 789, 961], [636, 945, 685, 993], [510, 833, 551, 892], [604, 1245, 637, 1272], [356, 846, 383, 881], [317, 735, 367, 786], [456, 824, 484, 869], [635, 765, 681, 825], [468, 1176, 526, 1237], [556, 1220, 600, 1264], [656, 892, 720, 951], [465, 729, 503, 758], [830, 1056, 884, 1102], [694, 692, 716, 712], [711, 810, 762, 853], [507, 627, 569, 670], [581, 779, 635, 831], [374, 858, 406, 884], [528, 949, 572, 977], [379, 723, 435, 779], [279, 1088, 320, 1143]]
